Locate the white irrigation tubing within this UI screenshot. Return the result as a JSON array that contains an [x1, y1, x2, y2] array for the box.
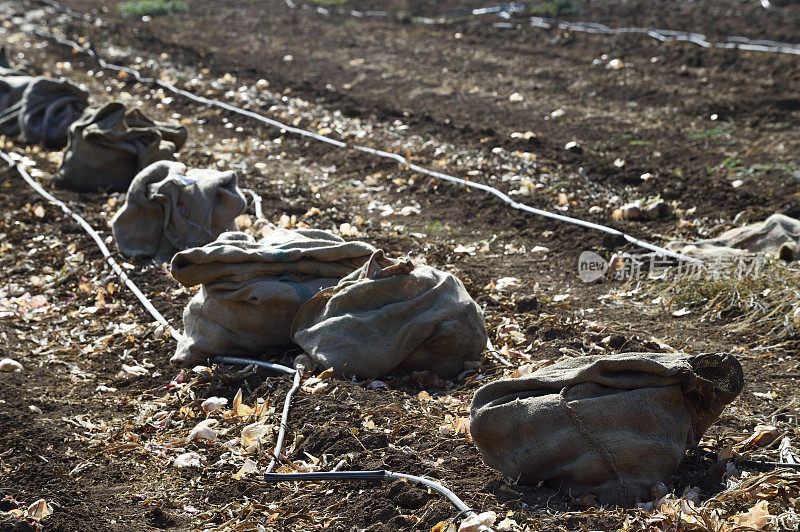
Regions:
[[30, 0, 800, 56], [0, 150, 182, 341], [0, 150, 476, 522], [27, 27, 699, 264], [527, 17, 800, 56], [263, 470, 474, 516], [213, 356, 300, 475], [35, 0, 100, 24], [280, 0, 800, 56], [215, 357, 475, 517]]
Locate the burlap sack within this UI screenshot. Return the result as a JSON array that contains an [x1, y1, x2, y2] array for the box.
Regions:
[[53, 102, 187, 192], [470, 352, 744, 506], [18, 78, 89, 149], [111, 161, 247, 260], [291, 250, 488, 379], [668, 214, 800, 260], [170, 229, 376, 366], [0, 76, 33, 136], [0, 48, 26, 77]]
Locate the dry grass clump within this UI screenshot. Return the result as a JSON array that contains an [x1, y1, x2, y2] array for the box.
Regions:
[[632, 257, 800, 342]]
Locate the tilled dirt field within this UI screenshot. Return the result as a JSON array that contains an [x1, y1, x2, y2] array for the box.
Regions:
[[1, 1, 800, 531]]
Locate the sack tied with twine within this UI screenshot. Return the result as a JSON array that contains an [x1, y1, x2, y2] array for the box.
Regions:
[[470, 352, 744, 506]]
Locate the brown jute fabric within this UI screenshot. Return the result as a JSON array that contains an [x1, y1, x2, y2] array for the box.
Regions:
[[18, 77, 89, 149], [170, 229, 376, 367], [470, 352, 743, 506], [111, 161, 246, 261], [291, 250, 488, 379], [668, 213, 800, 260], [53, 102, 187, 192]]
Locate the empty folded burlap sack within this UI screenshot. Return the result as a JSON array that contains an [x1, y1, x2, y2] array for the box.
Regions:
[[19, 78, 89, 149], [111, 161, 247, 261], [170, 229, 376, 366], [291, 250, 488, 379], [668, 214, 800, 260], [53, 101, 188, 192], [470, 352, 744, 507]]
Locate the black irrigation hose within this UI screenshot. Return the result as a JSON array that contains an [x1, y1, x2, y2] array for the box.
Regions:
[[22, 22, 700, 264], [738, 460, 800, 472], [0, 152, 478, 522], [214, 357, 476, 516], [213, 356, 300, 475]]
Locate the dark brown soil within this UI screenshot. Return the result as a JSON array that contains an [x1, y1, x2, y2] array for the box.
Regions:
[[1, 0, 800, 530]]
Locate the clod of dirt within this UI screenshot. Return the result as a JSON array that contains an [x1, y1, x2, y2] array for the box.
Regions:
[[537, 326, 569, 341], [515, 295, 539, 313], [0, 518, 36, 532], [0, 500, 19, 512], [145, 507, 179, 530], [605, 334, 627, 349], [603, 233, 628, 249], [353, 492, 397, 527], [388, 479, 430, 510], [300, 425, 365, 457]]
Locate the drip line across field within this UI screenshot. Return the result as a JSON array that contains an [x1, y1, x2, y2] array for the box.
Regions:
[[16, 13, 699, 263], [0, 151, 478, 521], [280, 0, 800, 56]]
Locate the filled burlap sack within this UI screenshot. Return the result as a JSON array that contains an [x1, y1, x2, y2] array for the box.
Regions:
[[170, 229, 376, 366], [18, 78, 89, 149], [470, 352, 744, 507], [291, 250, 488, 379], [53, 102, 187, 192], [111, 161, 247, 261]]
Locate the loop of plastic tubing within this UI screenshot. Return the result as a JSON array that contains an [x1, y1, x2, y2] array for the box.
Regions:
[[214, 357, 475, 516], [241, 188, 264, 220], [0, 150, 183, 342], [27, 26, 700, 264], [3, 152, 792, 521], [0, 151, 294, 484], [0, 151, 476, 518], [212, 356, 299, 474]]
